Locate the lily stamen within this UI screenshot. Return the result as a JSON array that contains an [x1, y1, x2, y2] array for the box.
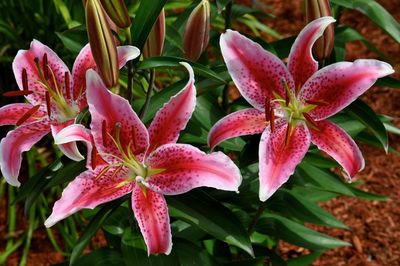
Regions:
[[22, 68, 28, 91], [305, 99, 328, 106], [303, 112, 318, 129], [43, 53, 49, 80], [270, 108, 275, 133], [3, 90, 33, 97], [45, 91, 51, 118], [16, 105, 41, 126]]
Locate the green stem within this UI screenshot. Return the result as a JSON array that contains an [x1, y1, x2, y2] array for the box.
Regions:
[[19, 205, 36, 266], [225, 1, 233, 30], [139, 69, 155, 120], [124, 27, 135, 103], [40, 195, 63, 254], [6, 186, 16, 250], [247, 202, 268, 235], [222, 1, 233, 112]]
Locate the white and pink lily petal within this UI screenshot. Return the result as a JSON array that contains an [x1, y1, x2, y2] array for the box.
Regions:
[[146, 62, 196, 155], [299, 59, 395, 121], [54, 123, 105, 170], [208, 108, 267, 150], [0, 119, 51, 187], [287, 16, 336, 89], [220, 29, 294, 110], [309, 120, 365, 181], [86, 69, 149, 164], [132, 185, 172, 255], [146, 144, 242, 195], [44, 165, 133, 227], [259, 120, 311, 201]]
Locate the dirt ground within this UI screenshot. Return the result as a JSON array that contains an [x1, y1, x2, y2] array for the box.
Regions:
[[1, 0, 399, 265]]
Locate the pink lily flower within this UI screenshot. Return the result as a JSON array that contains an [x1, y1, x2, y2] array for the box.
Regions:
[[208, 17, 394, 201], [44, 63, 242, 255], [0, 40, 139, 187]]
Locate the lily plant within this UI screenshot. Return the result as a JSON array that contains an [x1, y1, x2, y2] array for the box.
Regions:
[[44, 64, 242, 255], [0, 40, 139, 186], [208, 16, 394, 201]]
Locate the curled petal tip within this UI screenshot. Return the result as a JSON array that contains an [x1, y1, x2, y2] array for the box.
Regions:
[[179, 61, 195, 80]]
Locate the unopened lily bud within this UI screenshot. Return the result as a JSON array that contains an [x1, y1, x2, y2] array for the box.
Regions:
[[305, 0, 334, 61], [183, 0, 210, 61], [143, 9, 165, 58], [86, 0, 119, 87], [100, 0, 131, 28]]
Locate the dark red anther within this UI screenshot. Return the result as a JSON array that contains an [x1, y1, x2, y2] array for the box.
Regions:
[[285, 90, 289, 106], [43, 53, 49, 80], [16, 105, 40, 126], [303, 112, 318, 128], [305, 99, 328, 106], [45, 91, 51, 118], [22, 68, 28, 91], [64, 72, 71, 99], [3, 90, 33, 97], [264, 98, 271, 122], [284, 123, 291, 146], [91, 146, 97, 170], [34, 57, 39, 64], [102, 120, 107, 146], [270, 108, 275, 133]]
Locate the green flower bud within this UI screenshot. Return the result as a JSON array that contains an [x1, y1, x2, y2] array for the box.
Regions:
[[86, 0, 119, 87], [100, 0, 131, 28], [143, 9, 165, 58], [305, 0, 334, 61], [183, 0, 210, 61]]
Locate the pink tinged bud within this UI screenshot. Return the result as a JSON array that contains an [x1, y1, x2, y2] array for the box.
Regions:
[[143, 9, 165, 58], [100, 0, 131, 28], [86, 0, 119, 87], [305, 0, 334, 61], [183, 0, 211, 61]]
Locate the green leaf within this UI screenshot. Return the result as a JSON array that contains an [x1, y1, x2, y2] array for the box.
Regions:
[[70, 196, 127, 265], [347, 99, 388, 151], [174, 238, 216, 266], [55, 25, 86, 54], [335, 26, 390, 62], [131, 0, 167, 51], [167, 190, 254, 257], [121, 227, 179, 265], [302, 153, 337, 168], [296, 164, 355, 196], [138, 56, 227, 84], [287, 252, 324, 266], [269, 190, 348, 229], [256, 213, 350, 251], [331, 0, 400, 43], [376, 76, 400, 89], [73, 248, 124, 266]]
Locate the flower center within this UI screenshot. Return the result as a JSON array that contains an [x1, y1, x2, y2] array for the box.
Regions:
[[265, 79, 320, 143], [33, 54, 79, 122], [100, 121, 164, 188]]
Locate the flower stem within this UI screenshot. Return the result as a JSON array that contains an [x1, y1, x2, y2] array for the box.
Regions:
[[124, 27, 135, 103], [247, 201, 268, 235], [222, 1, 233, 112], [139, 69, 155, 120]]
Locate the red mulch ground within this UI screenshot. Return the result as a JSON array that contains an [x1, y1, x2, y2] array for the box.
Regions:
[[1, 0, 399, 265]]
